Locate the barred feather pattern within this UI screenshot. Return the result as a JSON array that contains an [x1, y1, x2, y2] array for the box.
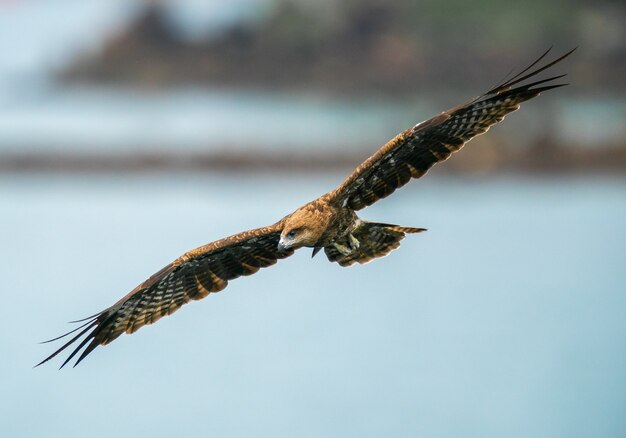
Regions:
[[324, 223, 426, 267], [330, 48, 574, 211], [37, 225, 293, 368]]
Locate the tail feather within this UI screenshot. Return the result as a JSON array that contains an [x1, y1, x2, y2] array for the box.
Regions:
[[325, 222, 425, 267]]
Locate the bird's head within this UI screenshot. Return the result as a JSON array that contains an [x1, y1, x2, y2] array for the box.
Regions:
[[278, 206, 326, 252]]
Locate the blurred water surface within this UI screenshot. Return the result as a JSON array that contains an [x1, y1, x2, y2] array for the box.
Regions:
[[1, 86, 624, 154], [0, 86, 425, 153], [2, 172, 625, 437]]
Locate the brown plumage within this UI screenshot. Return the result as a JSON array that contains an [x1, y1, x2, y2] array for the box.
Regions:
[[37, 48, 574, 368]]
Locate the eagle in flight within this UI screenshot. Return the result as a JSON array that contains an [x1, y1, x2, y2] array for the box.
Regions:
[[38, 48, 574, 368]]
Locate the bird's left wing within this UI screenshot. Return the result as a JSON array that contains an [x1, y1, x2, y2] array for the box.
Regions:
[[328, 48, 575, 210], [37, 223, 292, 368]]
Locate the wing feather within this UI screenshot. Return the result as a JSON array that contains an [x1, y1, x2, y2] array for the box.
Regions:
[[36, 223, 292, 368], [328, 48, 575, 210]]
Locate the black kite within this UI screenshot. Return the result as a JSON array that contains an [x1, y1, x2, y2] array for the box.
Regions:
[[38, 48, 575, 368]]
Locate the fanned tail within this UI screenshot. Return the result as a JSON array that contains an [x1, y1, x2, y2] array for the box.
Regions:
[[325, 222, 426, 267]]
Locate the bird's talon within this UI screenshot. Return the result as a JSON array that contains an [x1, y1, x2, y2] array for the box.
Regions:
[[333, 243, 352, 256], [348, 234, 360, 249]]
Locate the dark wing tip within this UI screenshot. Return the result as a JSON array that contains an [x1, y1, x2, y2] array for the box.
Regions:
[[35, 313, 107, 369], [72, 340, 100, 368], [486, 47, 576, 96]]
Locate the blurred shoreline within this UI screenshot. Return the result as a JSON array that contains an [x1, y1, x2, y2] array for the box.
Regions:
[[3, 142, 625, 175], [3, 1, 624, 178]]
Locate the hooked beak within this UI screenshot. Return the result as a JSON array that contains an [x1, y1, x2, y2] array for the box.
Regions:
[[277, 240, 288, 253]]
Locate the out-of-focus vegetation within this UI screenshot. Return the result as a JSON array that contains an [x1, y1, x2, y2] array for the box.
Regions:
[[63, 0, 624, 95]]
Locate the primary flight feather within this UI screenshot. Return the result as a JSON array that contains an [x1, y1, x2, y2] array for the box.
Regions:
[[38, 47, 575, 368]]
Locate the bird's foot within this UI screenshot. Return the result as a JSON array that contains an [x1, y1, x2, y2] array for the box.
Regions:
[[333, 242, 352, 256], [348, 233, 360, 250]]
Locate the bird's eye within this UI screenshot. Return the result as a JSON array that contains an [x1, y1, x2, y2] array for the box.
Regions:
[[286, 228, 302, 239]]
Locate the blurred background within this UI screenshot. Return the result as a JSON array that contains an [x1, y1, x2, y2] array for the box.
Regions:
[[2, 0, 625, 437]]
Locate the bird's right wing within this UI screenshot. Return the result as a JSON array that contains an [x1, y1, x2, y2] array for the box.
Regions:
[[37, 223, 292, 368]]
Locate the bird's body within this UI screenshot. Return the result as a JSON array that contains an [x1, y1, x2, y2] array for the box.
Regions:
[[38, 48, 575, 368]]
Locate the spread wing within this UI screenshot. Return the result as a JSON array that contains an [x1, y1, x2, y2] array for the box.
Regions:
[[37, 224, 292, 368], [329, 47, 575, 210]]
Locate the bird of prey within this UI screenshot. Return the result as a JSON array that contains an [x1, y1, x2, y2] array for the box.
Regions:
[[38, 48, 574, 368]]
